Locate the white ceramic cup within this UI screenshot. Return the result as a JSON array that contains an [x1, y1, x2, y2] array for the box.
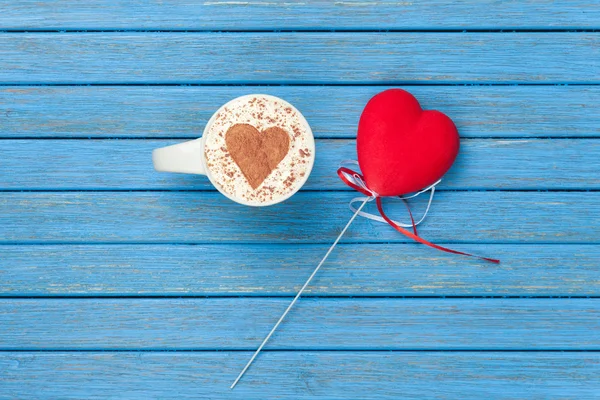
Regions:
[[152, 94, 315, 206]]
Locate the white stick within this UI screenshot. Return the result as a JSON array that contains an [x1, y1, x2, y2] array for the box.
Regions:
[[230, 197, 370, 389]]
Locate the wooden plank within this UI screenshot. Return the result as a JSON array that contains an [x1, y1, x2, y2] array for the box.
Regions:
[[0, 192, 596, 244], [0, 298, 598, 349], [1, 1, 598, 30], [1, 352, 598, 399], [2, 86, 598, 138], [2, 139, 598, 190], [0, 33, 598, 84], [1, 244, 598, 296]]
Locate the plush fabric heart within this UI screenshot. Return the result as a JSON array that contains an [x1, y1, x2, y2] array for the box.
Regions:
[[357, 89, 460, 196], [226, 123, 290, 189]]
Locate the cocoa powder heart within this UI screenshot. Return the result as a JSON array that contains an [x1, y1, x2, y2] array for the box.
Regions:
[[225, 123, 291, 189]]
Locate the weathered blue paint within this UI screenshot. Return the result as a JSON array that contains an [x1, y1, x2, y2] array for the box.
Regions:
[[1, 139, 598, 190], [1, 0, 598, 30], [0, 33, 599, 84], [1, 1, 599, 397], [1, 352, 599, 399], [1, 244, 598, 297], [2, 86, 598, 138], [0, 192, 598, 244], [1, 298, 599, 350]]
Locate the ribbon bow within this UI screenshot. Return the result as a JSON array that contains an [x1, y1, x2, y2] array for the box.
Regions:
[[338, 164, 500, 264]]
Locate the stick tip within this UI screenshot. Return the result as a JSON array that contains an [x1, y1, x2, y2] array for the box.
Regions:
[[230, 377, 240, 389]]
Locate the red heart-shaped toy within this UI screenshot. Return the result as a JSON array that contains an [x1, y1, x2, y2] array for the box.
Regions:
[[357, 89, 460, 196]]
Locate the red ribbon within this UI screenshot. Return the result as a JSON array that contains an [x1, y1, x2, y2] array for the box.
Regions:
[[338, 167, 500, 264]]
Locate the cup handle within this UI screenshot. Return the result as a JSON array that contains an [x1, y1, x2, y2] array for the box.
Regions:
[[152, 138, 206, 175]]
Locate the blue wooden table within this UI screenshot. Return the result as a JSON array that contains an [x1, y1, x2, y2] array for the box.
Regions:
[[1, 2, 599, 398]]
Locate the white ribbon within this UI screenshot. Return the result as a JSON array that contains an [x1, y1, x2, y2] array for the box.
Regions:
[[339, 160, 440, 228]]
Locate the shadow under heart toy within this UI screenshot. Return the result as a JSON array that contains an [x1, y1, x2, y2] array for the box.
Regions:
[[232, 89, 500, 389]]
